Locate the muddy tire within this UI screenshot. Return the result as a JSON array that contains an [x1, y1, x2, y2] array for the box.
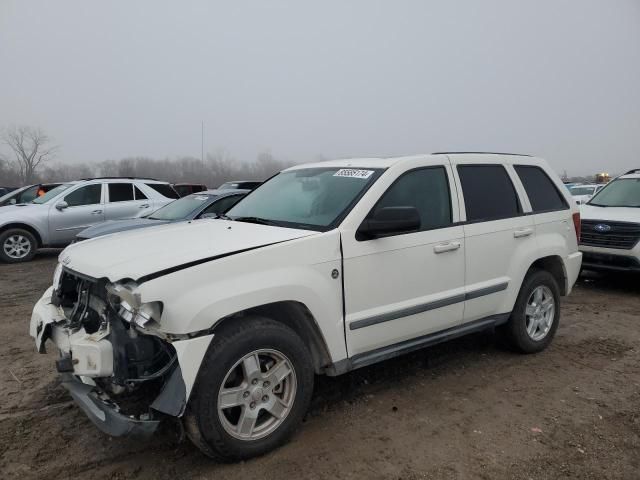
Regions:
[[501, 269, 561, 353], [184, 317, 314, 461], [0, 228, 37, 263]]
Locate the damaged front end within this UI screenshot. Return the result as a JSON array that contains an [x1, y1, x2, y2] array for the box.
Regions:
[[31, 265, 198, 437]]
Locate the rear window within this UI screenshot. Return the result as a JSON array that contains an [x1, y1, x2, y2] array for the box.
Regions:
[[514, 165, 568, 212], [108, 183, 134, 202], [145, 183, 179, 199], [457, 165, 521, 222]]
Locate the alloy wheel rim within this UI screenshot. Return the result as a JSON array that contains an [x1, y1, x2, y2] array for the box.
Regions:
[[525, 285, 555, 341], [3, 235, 31, 259], [217, 348, 297, 441]]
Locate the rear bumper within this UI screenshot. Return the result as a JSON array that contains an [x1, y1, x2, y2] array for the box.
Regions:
[[60, 374, 161, 436]]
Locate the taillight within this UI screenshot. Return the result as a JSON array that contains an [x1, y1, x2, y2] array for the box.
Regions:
[[572, 212, 581, 243]]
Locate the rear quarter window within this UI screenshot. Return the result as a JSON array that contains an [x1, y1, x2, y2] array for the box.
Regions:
[[514, 165, 568, 212], [145, 183, 179, 199]]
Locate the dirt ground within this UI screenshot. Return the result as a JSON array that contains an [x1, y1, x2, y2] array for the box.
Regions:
[[1, 251, 639, 480]]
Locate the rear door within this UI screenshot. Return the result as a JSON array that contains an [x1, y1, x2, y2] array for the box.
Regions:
[[342, 162, 466, 356], [105, 183, 151, 220], [452, 159, 536, 323], [48, 183, 104, 244]]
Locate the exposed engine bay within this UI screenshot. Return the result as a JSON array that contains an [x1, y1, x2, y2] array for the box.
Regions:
[[40, 266, 188, 433]]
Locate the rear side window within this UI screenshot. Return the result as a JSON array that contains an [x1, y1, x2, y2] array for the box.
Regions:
[[514, 165, 568, 212], [374, 167, 452, 231], [146, 183, 179, 199], [108, 183, 134, 202], [201, 194, 245, 216], [457, 165, 521, 222], [134, 186, 148, 200]]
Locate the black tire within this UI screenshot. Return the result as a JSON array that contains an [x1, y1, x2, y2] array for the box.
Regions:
[[184, 316, 314, 461], [0, 228, 37, 263], [501, 269, 561, 354]]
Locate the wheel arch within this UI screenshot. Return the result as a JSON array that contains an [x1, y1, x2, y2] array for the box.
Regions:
[[527, 255, 567, 295], [0, 222, 44, 247], [211, 301, 333, 375]]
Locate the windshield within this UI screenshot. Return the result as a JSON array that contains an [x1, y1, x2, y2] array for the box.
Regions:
[[32, 184, 73, 204], [226, 167, 382, 230], [570, 186, 595, 196], [588, 178, 640, 207], [149, 194, 214, 220]]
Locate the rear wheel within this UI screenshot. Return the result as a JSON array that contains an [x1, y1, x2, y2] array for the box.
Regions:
[[184, 317, 314, 461], [502, 269, 561, 353], [0, 229, 37, 263]]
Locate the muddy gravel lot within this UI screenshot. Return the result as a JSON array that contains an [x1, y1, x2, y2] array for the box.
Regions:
[[1, 252, 639, 480]]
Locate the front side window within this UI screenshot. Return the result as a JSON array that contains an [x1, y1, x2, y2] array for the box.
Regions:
[[515, 165, 568, 212], [108, 183, 134, 202], [589, 178, 640, 207], [372, 167, 452, 232], [457, 165, 521, 222], [32, 184, 73, 204], [226, 168, 382, 230], [64, 184, 102, 207]]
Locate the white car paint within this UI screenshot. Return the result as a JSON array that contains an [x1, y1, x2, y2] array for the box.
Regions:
[[30, 153, 582, 439]]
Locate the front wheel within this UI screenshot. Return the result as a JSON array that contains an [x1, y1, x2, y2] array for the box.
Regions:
[[501, 269, 561, 353], [184, 317, 314, 461], [0, 228, 37, 263]]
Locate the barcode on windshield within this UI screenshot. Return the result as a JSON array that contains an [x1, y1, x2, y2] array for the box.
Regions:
[[333, 169, 374, 179]]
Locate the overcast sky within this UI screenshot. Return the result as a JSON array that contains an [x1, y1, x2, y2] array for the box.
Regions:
[[1, 1, 639, 175]]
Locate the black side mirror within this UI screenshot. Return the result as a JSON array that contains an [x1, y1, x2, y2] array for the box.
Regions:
[[358, 206, 421, 239]]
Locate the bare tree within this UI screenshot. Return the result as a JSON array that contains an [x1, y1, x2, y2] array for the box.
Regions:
[[2, 126, 58, 184]]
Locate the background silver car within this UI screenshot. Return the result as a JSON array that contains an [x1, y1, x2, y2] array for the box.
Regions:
[[0, 177, 179, 263]]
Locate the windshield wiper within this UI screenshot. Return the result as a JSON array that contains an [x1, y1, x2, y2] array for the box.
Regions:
[[587, 203, 608, 207], [233, 216, 275, 226], [214, 213, 233, 221]]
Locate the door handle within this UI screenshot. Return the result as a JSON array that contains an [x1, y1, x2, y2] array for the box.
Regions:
[[434, 241, 461, 254], [139, 204, 150, 209], [513, 228, 533, 238], [91, 210, 103, 215]]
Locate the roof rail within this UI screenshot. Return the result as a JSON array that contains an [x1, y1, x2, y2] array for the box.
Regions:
[[432, 151, 532, 157], [624, 169, 640, 175], [80, 176, 160, 181]]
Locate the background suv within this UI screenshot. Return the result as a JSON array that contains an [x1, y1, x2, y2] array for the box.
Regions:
[[0, 177, 178, 263], [580, 169, 640, 272]]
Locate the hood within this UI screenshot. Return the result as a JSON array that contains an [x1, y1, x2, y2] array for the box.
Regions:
[[580, 204, 640, 223], [77, 218, 171, 239], [0, 203, 48, 221], [61, 219, 318, 282]]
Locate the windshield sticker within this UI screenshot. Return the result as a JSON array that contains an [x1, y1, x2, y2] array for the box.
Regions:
[[333, 169, 374, 179]]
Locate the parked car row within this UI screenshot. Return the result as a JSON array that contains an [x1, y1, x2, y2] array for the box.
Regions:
[[29, 153, 583, 461], [0, 179, 261, 262]]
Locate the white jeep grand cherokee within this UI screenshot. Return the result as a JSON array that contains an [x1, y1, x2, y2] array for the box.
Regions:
[[31, 153, 582, 460]]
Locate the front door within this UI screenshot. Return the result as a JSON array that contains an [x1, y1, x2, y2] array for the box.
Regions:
[[342, 165, 466, 357], [48, 183, 105, 244]]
